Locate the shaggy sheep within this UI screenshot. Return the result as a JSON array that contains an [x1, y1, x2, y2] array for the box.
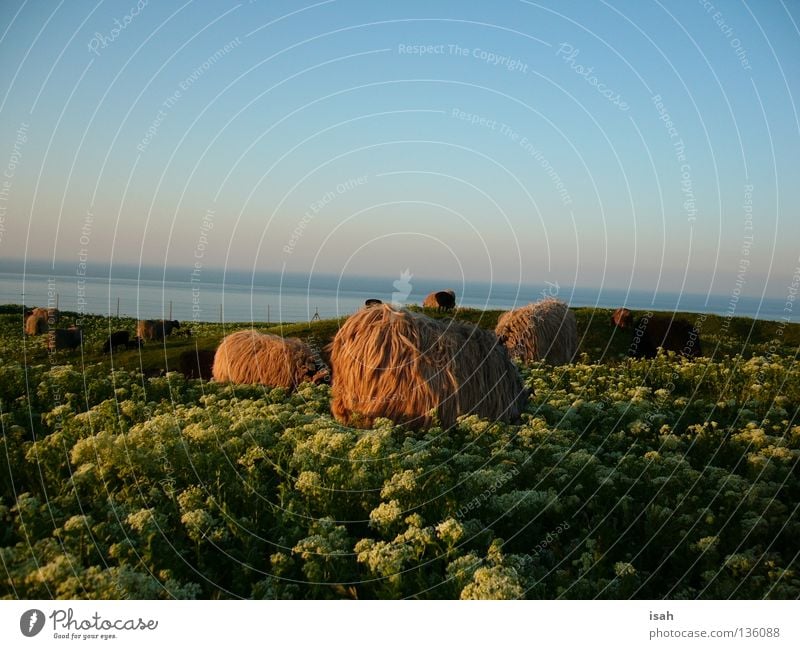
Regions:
[[137, 319, 181, 341], [613, 311, 702, 358], [48, 327, 83, 352], [495, 298, 578, 365], [102, 330, 130, 353], [423, 289, 456, 311], [329, 303, 528, 429], [24, 307, 57, 335], [178, 348, 215, 380], [212, 330, 325, 389]]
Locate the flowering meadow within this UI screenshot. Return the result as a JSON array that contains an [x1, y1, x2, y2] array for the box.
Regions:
[[1, 307, 798, 599]]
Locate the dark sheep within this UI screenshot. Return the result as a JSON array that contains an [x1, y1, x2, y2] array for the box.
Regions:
[[364, 299, 383, 307], [614, 311, 702, 358], [48, 327, 83, 352], [177, 349, 215, 380], [423, 289, 456, 311], [159, 320, 181, 338], [102, 330, 130, 353]]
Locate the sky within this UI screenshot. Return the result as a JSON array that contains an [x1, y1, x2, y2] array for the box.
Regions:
[[0, 0, 798, 299]]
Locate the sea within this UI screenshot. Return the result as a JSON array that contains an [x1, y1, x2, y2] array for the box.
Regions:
[[0, 265, 792, 324]]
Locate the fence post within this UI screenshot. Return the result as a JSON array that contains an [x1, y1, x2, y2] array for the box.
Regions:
[[116, 297, 120, 318]]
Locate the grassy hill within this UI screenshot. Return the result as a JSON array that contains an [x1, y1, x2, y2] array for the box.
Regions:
[[2, 303, 797, 379]]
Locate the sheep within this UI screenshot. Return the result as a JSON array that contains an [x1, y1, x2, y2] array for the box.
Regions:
[[24, 307, 56, 335], [159, 320, 181, 338], [364, 299, 383, 307], [212, 329, 326, 389], [136, 320, 155, 341], [610, 307, 633, 329], [48, 327, 83, 352], [177, 348, 215, 380], [25, 310, 46, 336], [495, 298, 578, 365], [137, 319, 181, 341], [329, 303, 528, 430], [613, 311, 702, 358], [102, 330, 130, 353], [423, 289, 456, 311]]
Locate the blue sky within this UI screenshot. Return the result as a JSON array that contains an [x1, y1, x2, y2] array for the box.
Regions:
[[0, 0, 798, 297]]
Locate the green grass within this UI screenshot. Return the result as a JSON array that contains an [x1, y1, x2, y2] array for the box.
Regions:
[[1, 302, 799, 599], [2, 303, 797, 379]]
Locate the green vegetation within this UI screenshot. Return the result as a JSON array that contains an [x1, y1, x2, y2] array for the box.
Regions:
[[0, 304, 798, 598]]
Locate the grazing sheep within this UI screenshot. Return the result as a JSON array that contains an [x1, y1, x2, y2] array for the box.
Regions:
[[102, 330, 130, 353], [48, 327, 83, 352], [495, 298, 578, 365], [177, 348, 215, 380], [610, 307, 633, 329], [329, 304, 528, 430], [423, 289, 457, 311], [136, 320, 155, 341], [365, 299, 383, 307], [212, 330, 324, 389], [24, 307, 57, 335], [613, 311, 702, 358], [137, 319, 180, 341], [25, 310, 46, 336], [159, 320, 181, 338]]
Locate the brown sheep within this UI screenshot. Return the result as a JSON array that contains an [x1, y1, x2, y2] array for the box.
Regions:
[[610, 307, 633, 329], [329, 304, 528, 430], [24, 307, 57, 335], [613, 311, 702, 358], [137, 319, 180, 341], [136, 320, 156, 341], [495, 298, 577, 365], [212, 330, 325, 389], [423, 289, 456, 311], [48, 327, 83, 352]]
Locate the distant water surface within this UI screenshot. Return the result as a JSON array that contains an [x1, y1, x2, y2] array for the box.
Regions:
[[0, 269, 791, 324]]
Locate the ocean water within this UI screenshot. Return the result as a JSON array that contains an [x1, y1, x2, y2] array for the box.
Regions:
[[0, 269, 791, 324]]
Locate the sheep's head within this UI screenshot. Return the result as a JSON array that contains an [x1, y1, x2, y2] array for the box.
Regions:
[[610, 308, 633, 329]]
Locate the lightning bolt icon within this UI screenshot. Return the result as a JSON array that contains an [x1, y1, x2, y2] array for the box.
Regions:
[[28, 611, 38, 632]]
